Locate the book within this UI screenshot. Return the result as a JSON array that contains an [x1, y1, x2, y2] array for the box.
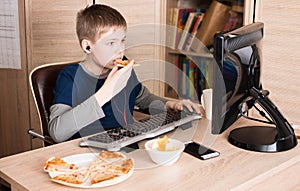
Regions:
[[190, 0, 231, 50], [193, 66, 202, 101], [169, 8, 196, 49], [181, 57, 187, 97], [173, 55, 214, 100], [167, 8, 175, 48], [183, 13, 205, 51], [177, 12, 202, 51], [188, 60, 195, 99], [177, 55, 184, 98], [224, 10, 243, 31]]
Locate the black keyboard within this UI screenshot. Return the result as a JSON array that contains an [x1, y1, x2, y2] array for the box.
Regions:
[[79, 110, 201, 151]]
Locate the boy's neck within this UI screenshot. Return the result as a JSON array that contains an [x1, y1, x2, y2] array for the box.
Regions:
[[82, 56, 109, 76]]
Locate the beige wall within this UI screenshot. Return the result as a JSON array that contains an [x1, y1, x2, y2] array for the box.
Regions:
[[260, 0, 300, 125]]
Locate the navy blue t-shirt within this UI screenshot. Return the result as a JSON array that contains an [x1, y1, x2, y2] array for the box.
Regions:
[[52, 63, 142, 138]]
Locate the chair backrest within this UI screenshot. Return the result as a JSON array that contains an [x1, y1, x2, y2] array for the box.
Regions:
[[29, 61, 80, 145]]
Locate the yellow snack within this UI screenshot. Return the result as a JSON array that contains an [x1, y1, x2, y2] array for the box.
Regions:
[[157, 135, 169, 151]]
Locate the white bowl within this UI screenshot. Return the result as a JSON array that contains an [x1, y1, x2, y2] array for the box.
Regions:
[[144, 138, 185, 165]]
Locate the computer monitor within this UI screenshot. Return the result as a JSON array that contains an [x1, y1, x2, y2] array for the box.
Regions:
[[211, 22, 297, 152]]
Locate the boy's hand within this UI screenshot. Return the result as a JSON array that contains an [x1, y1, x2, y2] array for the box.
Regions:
[[165, 99, 203, 115], [95, 60, 134, 106]]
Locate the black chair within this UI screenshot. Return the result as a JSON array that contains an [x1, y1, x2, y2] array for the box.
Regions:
[[28, 61, 80, 146]]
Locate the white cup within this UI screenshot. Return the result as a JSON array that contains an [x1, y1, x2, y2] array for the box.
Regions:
[[201, 89, 213, 120]]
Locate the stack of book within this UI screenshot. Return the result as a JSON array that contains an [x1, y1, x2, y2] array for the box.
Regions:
[[171, 55, 213, 101], [168, 0, 244, 51], [168, 8, 206, 51]]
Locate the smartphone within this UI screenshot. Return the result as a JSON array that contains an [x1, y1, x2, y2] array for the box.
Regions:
[[184, 142, 220, 160]]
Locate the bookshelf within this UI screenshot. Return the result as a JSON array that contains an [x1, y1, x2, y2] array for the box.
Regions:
[[162, 0, 251, 102]]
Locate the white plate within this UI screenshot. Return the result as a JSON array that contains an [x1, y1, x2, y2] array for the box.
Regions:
[[46, 153, 134, 188]]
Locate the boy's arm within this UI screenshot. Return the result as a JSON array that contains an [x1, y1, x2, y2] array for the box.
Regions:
[[48, 96, 105, 142], [135, 85, 168, 113], [135, 85, 202, 115]]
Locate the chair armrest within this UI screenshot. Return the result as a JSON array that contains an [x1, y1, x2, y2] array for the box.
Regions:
[[28, 129, 55, 145]]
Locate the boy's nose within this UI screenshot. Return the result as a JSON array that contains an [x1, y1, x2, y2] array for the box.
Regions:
[[117, 47, 125, 55]]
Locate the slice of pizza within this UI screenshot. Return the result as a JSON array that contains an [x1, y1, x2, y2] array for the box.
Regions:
[[89, 169, 117, 185], [114, 159, 134, 174], [115, 59, 137, 67], [88, 151, 124, 173], [44, 157, 80, 173], [91, 158, 134, 175], [51, 170, 89, 185]]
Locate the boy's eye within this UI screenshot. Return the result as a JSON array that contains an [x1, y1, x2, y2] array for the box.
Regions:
[[107, 42, 115, 46]]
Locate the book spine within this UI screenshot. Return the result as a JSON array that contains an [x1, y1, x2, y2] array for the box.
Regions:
[[184, 57, 190, 98], [189, 60, 195, 99], [174, 55, 179, 95], [181, 56, 187, 98], [170, 8, 196, 49], [194, 64, 200, 101], [177, 55, 183, 98], [184, 13, 204, 51], [177, 12, 195, 51], [169, 8, 179, 49], [199, 57, 205, 94]]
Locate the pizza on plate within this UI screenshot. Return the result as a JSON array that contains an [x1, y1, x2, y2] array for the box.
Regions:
[[44, 151, 134, 187]]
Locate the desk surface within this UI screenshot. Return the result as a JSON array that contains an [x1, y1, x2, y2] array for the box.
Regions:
[[1, 118, 300, 191]]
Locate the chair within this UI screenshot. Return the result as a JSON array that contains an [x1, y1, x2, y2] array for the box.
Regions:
[[28, 61, 80, 146]]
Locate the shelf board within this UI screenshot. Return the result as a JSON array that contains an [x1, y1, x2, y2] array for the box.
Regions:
[[168, 49, 213, 58]]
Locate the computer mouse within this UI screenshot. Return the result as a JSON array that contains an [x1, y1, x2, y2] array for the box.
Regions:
[[182, 106, 197, 115]]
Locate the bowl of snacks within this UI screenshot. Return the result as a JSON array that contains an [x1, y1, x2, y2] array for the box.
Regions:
[[144, 135, 185, 165]]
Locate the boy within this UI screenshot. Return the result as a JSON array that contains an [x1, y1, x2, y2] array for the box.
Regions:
[[49, 4, 201, 143]]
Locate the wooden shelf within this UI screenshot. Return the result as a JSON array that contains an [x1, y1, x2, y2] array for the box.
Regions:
[[168, 49, 213, 58]]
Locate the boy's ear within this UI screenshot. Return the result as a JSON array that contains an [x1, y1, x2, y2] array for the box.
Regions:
[[82, 39, 91, 54]]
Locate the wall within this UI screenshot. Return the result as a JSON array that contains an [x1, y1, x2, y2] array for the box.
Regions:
[[260, 0, 300, 126]]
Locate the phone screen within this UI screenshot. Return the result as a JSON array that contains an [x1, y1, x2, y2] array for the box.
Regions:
[[184, 142, 220, 160]]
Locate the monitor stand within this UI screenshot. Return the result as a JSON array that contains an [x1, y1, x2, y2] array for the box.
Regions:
[[228, 87, 297, 152]]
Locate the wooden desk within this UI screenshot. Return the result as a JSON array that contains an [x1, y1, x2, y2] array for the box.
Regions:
[[1, 118, 300, 191]]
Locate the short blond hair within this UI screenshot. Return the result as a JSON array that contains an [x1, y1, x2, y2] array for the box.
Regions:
[[76, 4, 127, 45]]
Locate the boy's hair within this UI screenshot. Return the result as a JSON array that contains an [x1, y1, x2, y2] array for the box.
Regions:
[[76, 4, 127, 45]]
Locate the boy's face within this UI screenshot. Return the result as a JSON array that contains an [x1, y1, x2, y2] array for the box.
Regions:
[[90, 27, 126, 69]]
